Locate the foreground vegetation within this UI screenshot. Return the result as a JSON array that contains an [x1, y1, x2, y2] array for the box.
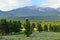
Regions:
[[0, 32, 60, 40], [0, 19, 60, 36], [0, 19, 60, 40]]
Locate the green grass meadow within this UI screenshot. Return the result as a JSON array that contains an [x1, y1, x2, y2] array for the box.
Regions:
[[0, 32, 60, 40]]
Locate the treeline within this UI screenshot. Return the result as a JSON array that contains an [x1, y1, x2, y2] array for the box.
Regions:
[[0, 19, 22, 35], [0, 19, 60, 37]]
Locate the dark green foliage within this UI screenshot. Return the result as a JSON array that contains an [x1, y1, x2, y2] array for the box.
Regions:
[[0, 19, 22, 35], [44, 24, 48, 31], [7, 20, 13, 34], [57, 25, 60, 32], [31, 23, 35, 31], [37, 23, 43, 32], [12, 21, 21, 33], [53, 25, 60, 32], [0, 19, 60, 37], [24, 19, 32, 37], [53, 25, 58, 32], [0, 19, 9, 35], [49, 24, 53, 32], [17, 21, 22, 31]]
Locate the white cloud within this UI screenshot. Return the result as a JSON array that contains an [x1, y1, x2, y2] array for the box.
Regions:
[[40, 0, 60, 8], [0, 0, 32, 11]]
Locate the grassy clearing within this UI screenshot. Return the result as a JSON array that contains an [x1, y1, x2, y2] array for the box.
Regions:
[[0, 32, 60, 40]]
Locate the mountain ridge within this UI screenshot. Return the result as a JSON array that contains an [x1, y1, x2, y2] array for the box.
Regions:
[[0, 6, 60, 20]]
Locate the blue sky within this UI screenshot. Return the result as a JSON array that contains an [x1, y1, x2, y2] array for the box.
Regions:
[[0, 0, 60, 11], [32, 0, 44, 5], [32, 0, 47, 5]]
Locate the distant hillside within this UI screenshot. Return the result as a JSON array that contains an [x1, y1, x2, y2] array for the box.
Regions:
[[0, 6, 60, 20]]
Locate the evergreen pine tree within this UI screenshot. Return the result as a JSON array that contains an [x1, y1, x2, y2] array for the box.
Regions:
[[24, 19, 32, 37], [31, 23, 35, 31], [49, 24, 53, 32], [37, 23, 43, 32], [44, 24, 48, 31], [0, 19, 9, 35]]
